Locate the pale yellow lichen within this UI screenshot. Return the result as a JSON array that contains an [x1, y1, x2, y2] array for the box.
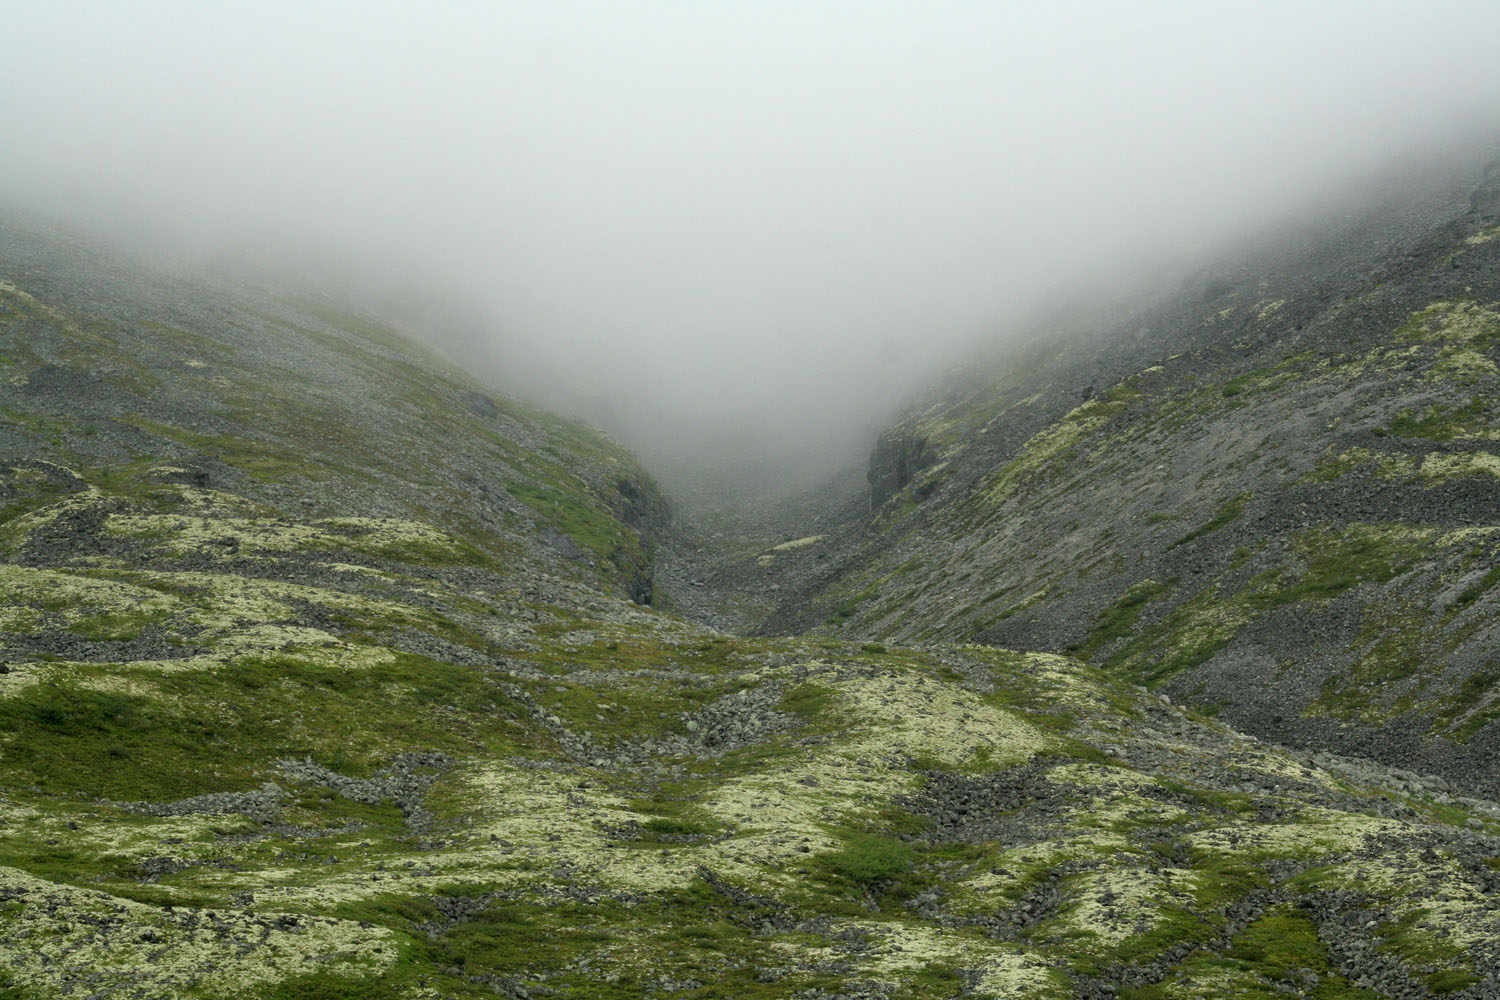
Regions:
[[103, 512, 335, 558], [0, 661, 48, 699], [974, 951, 1068, 999], [1057, 864, 1195, 947], [772, 535, 825, 552], [1419, 451, 1500, 480], [1437, 525, 1500, 548], [1399, 301, 1500, 344], [0, 604, 43, 632], [842, 670, 1049, 767], [1432, 347, 1499, 379], [1334, 846, 1500, 950], [0, 282, 79, 333], [985, 406, 1108, 505], [1256, 299, 1285, 322], [1049, 763, 1189, 830], [840, 921, 972, 973], [0, 563, 175, 619], [73, 673, 167, 700], [1184, 807, 1406, 856], [1239, 745, 1337, 787], [0, 488, 106, 544], [320, 516, 458, 547], [0, 866, 395, 995]]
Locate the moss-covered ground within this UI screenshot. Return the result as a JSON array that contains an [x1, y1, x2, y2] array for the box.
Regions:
[[3, 229, 1500, 997]]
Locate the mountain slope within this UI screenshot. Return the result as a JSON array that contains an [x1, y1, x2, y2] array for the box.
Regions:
[[0, 220, 668, 606], [2, 216, 1500, 999], [746, 162, 1500, 799]]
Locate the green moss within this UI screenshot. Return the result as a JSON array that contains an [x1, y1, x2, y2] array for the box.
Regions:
[[509, 481, 646, 576], [0, 651, 532, 801], [1257, 524, 1427, 607], [1304, 447, 1373, 483], [1169, 493, 1250, 549], [1229, 906, 1327, 972], [265, 970, 412, 1000], [119, 414, 330, 483], [1453, 562, 1500, 609], [817, 832, 915, 886], [1385, 398, 1487, 440], [1072, 577, 1177, 659]]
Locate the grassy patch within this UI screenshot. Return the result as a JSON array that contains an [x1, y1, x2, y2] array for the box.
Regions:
[[1385, 398, 1487, 440], [1169, 493, 1250, 549], [0, 652, 530, 801], [1453, 562, 1500, 609], [1072, 577, 1177, 660], [817, 832, 915, 886], [1255, 524, 1427, 608]]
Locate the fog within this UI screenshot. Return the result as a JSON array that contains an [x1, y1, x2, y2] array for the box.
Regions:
[[3, 2, 1500, 497]]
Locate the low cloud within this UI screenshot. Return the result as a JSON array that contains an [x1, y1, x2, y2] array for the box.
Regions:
[[3, 2, 1499, 492]]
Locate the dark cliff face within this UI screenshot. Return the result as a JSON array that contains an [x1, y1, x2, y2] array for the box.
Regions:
[[605, 472, 671, 604], [1471, 160, 1500, 218], [866, 430, 935, 510]]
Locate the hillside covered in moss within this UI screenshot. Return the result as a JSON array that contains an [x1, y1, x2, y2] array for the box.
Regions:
[[3, 194, 1500, 1000]]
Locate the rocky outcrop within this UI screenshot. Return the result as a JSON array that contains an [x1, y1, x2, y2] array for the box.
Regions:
[[1470, 160, 1500, 218], [865, 430, 935, 510]]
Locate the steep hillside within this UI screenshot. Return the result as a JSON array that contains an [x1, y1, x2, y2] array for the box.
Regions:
[[748, 163, 1500, 798], [3, 216, 1500, 999], [0, 220, 668, 606]]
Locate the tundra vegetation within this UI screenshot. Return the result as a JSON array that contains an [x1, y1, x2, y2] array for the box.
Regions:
[[3, 174, 1500, 999]]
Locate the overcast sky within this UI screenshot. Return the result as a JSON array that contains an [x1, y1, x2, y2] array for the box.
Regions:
[[3, 2, 1500, 488]]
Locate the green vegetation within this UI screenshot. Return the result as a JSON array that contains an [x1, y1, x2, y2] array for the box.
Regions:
[[1264, 524, 1427, 607], [4, 244, 1500, 997], [1384, 398, 1487, 440], [1454, 562, 1500, 609], [1169, 493, 1250, 549], [1071, 577, 1176, 660], [817, 832, 916, 886]]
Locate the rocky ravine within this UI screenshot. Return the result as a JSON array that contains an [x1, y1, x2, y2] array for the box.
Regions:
[[1, 214, 1499, 999], [737, 159, 1500, 804]]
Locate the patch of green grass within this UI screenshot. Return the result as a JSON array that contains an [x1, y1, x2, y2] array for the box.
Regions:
[[66, 607, 171, 641], [1229, 906, 1327, 971], [1071, 577, 1177, 660], [825, 583, 879, 625], [327, 886, 850, 1000], [641, 817, 713, 838], [1169, 492, 1250, 549], [265, 970, 413, 1000], [119, 414, 329, 483], [777, 682, 837, 724], [509, 481, 646, 575], [817, 832, 915, 886], [1304, 447, 1373, 483], [1435, 669, 1500, 739], [0, 651, 532, 801], [1255, 524, 1427, 608], [1453, 562, 1500, 609], [1386, 398, 1486, 440]]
